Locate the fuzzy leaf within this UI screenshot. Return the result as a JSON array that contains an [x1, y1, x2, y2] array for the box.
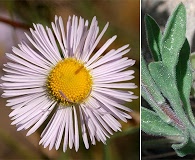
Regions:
[[148, 62, 189, 129], [190, 52, 195, 70], [141, 107, 182, 137], [176, 39, 195, 126], [172, 135, 195, 157], [161, 3, 186, 70], [141, 56, 165, 104], [141, 56, 170, 123], [145, 14, 162, 61]]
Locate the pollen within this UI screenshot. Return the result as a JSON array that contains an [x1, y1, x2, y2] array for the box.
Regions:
[[46, 58, 92, 105]]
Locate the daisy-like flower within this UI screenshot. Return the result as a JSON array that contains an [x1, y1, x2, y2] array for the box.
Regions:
[[1, 15, 137, 152]]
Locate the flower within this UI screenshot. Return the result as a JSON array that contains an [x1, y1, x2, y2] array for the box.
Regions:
[[1, 15, 137, 152]]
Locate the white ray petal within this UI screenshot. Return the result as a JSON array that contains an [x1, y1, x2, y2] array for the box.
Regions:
[[2, 88, 45, 98], [93, 87, 134, 102], [30, 27, 60, 63], [81, 105, 96, 144], [55, 108, 67, 150], [25, 33, 57, 65], [92, 92, 127, 122], [11, 95, 51, 124], [13, 46, 50, 70], [63, 107, 70, 152], [42, 107, 64, 147], [86, 35, 117, 65], [73, 106, 79, 151], [26, 101, 56, 136], [84, 22, 109, 62], [93, 83, 137, 89], [87, 45, 130, 69], [68, 107, 74, 149], [79, 106, 89, 149], [48, 107, 65, 150]]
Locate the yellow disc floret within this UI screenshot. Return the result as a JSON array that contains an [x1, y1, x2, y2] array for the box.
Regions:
[[47, 58, 92, 105]]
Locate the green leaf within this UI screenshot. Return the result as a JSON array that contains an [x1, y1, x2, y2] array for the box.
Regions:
[[141, 107, 182, 137], [141, 56, 165, 104], [142, 3, 195, 157], [145, 14, 162, 61], [190, 52, 195, 70], [148, 62, 189, 129], [172, 134, 195, 157], [161, 3, 186, 70], [141, 56, 171, 123], [176, 39, 195, 126], [190, 53, 195, 97]]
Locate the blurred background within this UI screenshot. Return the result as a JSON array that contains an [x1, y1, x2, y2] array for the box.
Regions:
[[0, 0, 140, 159], [142, 0, 195, 159]]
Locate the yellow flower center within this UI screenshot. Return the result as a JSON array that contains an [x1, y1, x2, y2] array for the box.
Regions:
[[46, 58, 92, 105]]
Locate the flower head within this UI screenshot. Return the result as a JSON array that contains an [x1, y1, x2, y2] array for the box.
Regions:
[[1, 15, 137, 152]]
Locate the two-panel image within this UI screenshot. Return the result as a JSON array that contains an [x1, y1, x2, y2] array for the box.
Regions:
[[0, 0, 195, 159]]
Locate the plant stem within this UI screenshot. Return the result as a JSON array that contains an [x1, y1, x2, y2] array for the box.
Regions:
[[0, 16, 30, 29]]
